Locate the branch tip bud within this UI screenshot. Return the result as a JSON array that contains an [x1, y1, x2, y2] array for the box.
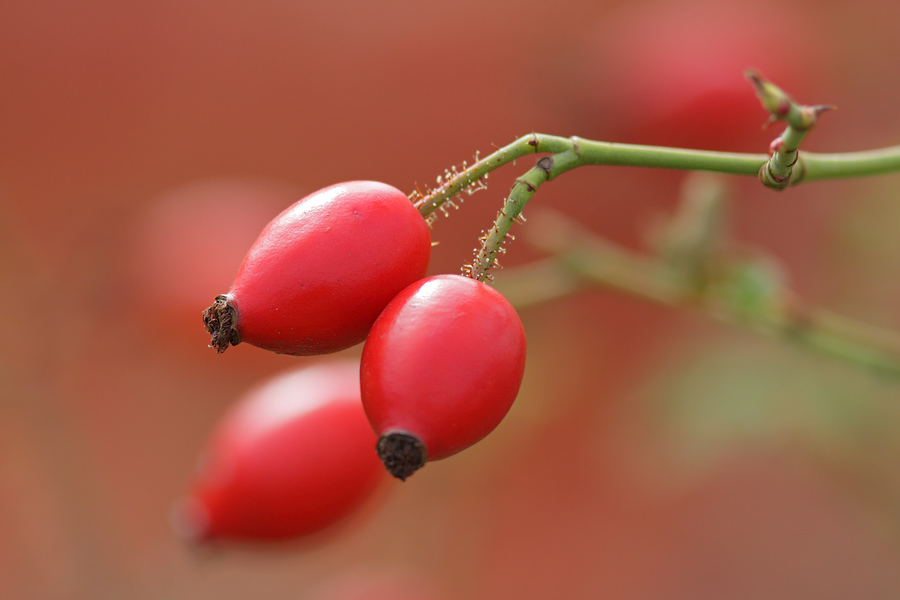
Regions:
[[745, 69, 794, 119]]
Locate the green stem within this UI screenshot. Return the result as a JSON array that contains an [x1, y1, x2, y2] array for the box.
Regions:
[[416, 134, 768, 220], [501, 210, 900, 377], [799, 145, 900, 182], [418, 134, 900, 281], [464, 163, 549, 281], [415, 133, 571, 218], [417, 136, 900, 221], [752, 304, 900, 377]]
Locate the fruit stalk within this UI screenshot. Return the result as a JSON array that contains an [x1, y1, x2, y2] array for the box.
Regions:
[[418, 134, 900, 223], [423, 138, 900, 281]]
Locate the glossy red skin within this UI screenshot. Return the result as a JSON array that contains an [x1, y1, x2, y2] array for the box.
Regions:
[[181, 362, 385, 543], [360, 275, 526, 461], [228, 181, 431, 355]]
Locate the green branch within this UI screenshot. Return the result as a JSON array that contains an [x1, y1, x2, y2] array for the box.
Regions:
[[416, 136, 900, 223], [416, 135, 900, 281], [496, 209, 900, 377], [799, 146, 900, 182], [415, 134, 768, 220]]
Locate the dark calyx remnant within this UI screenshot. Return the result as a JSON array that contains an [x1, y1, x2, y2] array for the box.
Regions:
[[376, 433, 427, 481], [202, 294, 241, 354]]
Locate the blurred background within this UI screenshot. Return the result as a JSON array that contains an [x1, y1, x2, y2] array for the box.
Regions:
[[3, 0, 900, 598]]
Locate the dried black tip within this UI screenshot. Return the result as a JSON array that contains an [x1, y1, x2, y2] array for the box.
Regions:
[[201, 294, 240, 353], [376, 433, 427, 481]]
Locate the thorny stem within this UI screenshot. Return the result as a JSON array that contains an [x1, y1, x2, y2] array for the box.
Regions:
[[416, 133, 768, 219], [416, 136, 900, 281], [419, 135, 770, 281], [496, 209, 900, 377]]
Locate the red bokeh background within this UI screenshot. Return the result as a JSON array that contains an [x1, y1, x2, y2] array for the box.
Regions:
[[3, 0, 900, 598]]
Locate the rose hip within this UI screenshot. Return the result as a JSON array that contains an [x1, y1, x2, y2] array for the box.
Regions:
[[203, 181, 431, 356], [175, 361, 385, 543], [360, 274, 527, 480]]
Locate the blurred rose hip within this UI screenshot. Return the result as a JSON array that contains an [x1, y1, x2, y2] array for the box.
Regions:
[[552, 0, 825, 151], [175, 361, 386, 543]]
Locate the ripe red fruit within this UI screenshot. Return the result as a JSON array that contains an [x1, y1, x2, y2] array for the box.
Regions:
[[203, 181, 431, 356], [174, 361, 385, 543], [360, 274, 526, 480]]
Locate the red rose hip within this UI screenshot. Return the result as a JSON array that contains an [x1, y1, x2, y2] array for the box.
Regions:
[[360, 274, 527, 480], [174, 361, 386, 543], [203, 181, 431, 356]]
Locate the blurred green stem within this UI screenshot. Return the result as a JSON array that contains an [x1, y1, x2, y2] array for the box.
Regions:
[[495, 209, 900, 377]]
